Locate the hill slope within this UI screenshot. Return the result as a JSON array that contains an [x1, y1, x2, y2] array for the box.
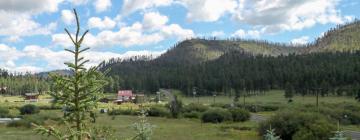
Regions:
[[157, 39, 302, 64], [306, 20, 360, 52]]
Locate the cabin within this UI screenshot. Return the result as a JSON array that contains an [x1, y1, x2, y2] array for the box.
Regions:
[[115, 90, 135, 104], [24, 93, 39, 102]]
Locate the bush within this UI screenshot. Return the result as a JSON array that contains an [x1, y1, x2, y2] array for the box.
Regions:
[[0, 107, 10, 118], [201, 108, 232, 123], [183, 111, 201, 119], [108, 109, 137, 116], [19, 104, 40, 115], [259, 111, 335, 140], [147, 106, 170, 117], [7, 113, 59, 128], [229, 108, 250, 122], [236, 103, 281, 113], [167, 95, 183, 118], [292, 119, 335, 140], [7, 120, 31, 128], [183, 103, 208, 113]]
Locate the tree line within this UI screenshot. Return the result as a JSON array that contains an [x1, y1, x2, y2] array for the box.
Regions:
[[100, 51, 360, 100], [0, 69, 50, 95]]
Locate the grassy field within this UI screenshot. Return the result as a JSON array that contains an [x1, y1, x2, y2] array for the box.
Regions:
[[0, 90, 358, 140], [0, 112, 261, 140], [181, 90, 356, 105]]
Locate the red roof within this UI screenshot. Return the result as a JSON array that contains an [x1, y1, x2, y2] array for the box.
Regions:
[[118, 90, 133, 96]]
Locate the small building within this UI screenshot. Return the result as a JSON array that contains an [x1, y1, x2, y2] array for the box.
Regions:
[[24, 93, 39, 102], [115, 90, 135, 104]]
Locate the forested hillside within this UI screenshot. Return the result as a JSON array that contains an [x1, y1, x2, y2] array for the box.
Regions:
[[99, 20, 360, 96]]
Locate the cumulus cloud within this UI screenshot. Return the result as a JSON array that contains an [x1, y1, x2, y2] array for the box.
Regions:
[[61, 10, 75, 25], [0, 44, 165, 73], [233, 0, 351, 33], [0, 0, 62, 38], [178, 0, 237, 22], [231, 29, 260, 38], [143, 12, 169, 30], [121, 0, 173, 16], [67, 0, 89, 5], [0, 0, 63, 13], [88, 16, 116, 30], [0, 44, 23, 68], [291, 36, 310, 45], [93, 0, 112, 13], [54, 12, 194, 48]]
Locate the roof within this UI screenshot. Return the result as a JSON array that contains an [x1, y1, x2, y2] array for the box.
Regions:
[[118, 90, 133, 96]]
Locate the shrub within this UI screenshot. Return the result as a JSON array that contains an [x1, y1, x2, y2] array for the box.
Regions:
[[183, 103, 208, 113], [7, 120, 31, 128], [19, 104, 40, 115], [259, 111, 335, 140], [108, 109, 137, 116], [210, 103, 228, 108], [183, 111, 201, 119], [7, 113, 58, 128], [147, 106, 170, 117], [229, 108, 250, 122], [167, 95, 183, 118], [0, 107, 10, 118], [292, 119, 335, 140], [201, 108, 232, 123]]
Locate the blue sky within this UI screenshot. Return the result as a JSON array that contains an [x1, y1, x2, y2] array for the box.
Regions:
[[0, 0, 359, 72]]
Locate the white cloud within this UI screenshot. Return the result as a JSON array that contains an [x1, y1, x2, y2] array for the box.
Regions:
[[54, 13, 194, 48], [0, 44, 165, 72], [88, 16, 116, 30], [0, 44, 23, 68], [0, 0, 62, 38], [143, 12, 169, 30], [68, 0, 89, 5], [121, 0, 173, 16], [231, 29, 260, 38], [0, 0, 63, 13], [233, 0, 351, 34], [94, 0, 112, 13], [179, 0, 237, 22], [61, 10, 75, 25], [0, 12, 56, 37], [160, 24, 194, 39], [291, 36, 310, 45]]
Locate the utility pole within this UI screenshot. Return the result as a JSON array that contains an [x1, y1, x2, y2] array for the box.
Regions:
[[243, 87, 246, 108], [193, 87, 197, 103], [156, 91, 161, 103], [213, 92, 216, 104]]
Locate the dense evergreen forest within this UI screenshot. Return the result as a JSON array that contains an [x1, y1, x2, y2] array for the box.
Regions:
[[99, 51, 360, 97], [0, 69, 50, 95]]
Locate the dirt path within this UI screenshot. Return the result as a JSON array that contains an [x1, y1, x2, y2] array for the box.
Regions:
[[344, 131, 360, 140]]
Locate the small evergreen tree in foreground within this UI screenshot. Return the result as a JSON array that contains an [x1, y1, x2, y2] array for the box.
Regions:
[[264, 126, 281, 140], [34, 9, 107, 140], [131, 108, 155, 140]]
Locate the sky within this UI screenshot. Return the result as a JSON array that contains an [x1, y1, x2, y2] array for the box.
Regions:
[[0, 0, 359, 73]]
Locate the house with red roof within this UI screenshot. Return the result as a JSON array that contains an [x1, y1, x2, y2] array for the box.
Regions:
[[115, 90, 135, 104]]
